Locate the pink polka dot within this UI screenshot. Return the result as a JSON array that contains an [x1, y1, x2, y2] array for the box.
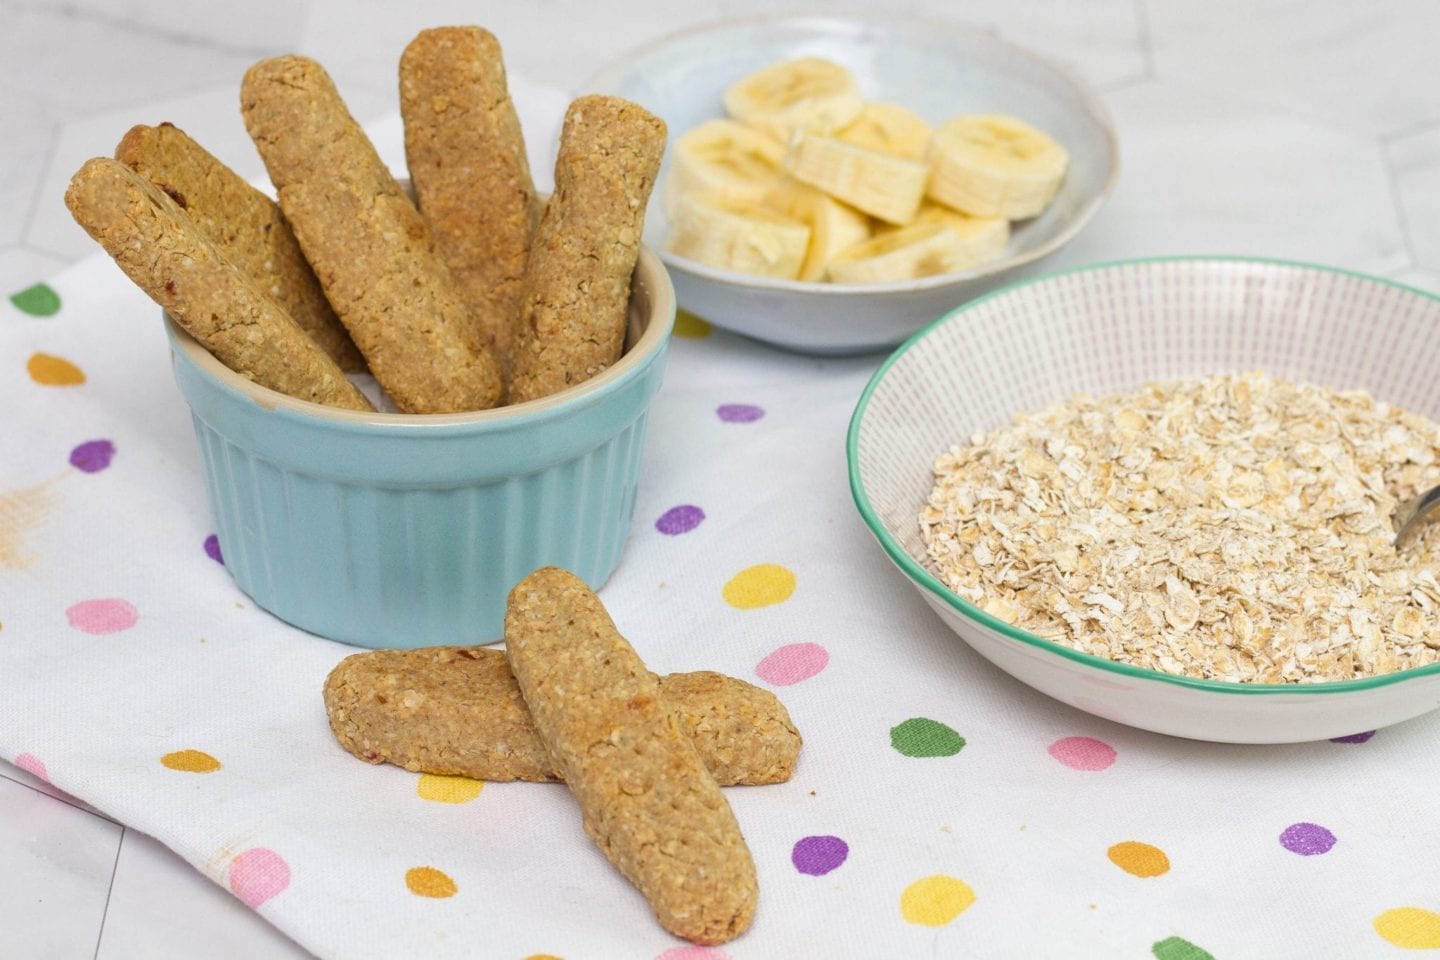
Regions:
[[228, 848, 291, 909], [14, 753, 48, 782], [65, 598, 139, 634], [1048, 736, 1117, 771], [756, 642, 829, 686], [655, 948, 730, 960]]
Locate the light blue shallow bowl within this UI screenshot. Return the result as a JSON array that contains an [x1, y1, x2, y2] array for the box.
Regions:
[[166, 247, 675, 648]]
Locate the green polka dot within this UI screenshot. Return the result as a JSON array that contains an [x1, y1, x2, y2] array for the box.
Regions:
[[10, 282, 60, 317], [1152, 936, 1215, 960], [890, 717, 965, 758]]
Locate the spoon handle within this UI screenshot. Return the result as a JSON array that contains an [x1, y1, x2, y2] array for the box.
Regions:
[[1395, 485, 1440, 548]]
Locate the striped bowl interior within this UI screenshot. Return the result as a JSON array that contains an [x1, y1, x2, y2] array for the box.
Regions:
[[850, 257, 1440, 740]]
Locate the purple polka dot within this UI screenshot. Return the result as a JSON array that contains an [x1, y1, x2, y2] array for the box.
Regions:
[[716, 403, 764, 424], [204, 534, 224, 565], [791, 835, 848, 876], [655, 504, 705, 536], [1279, 822, 1336, 856], [1330, 731, 1375, 744], [69, 439, 115, 473]]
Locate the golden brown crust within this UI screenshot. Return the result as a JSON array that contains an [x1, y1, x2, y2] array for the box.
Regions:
[[505, 567, 757, 945], [400, 27, 539, 366], [64, 157, 373, 411], [115, 122, 366, 373], [508, 95, 666, 403], [240, 55, 503, 413], [322, 646, 801, 785]]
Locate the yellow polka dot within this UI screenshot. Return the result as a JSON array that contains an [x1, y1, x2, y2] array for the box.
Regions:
[[160, 749, 221, 773], [417, 773, 484, 803], [1107, 840, 1170, 878], [405, 866, 457, 898], [1375, 907, 1440, 949], [900, 874, 976, 926], [722, 563, 796, 610], [673, 309, 712, 338], [523, 955, 564, 960], [27, 352, 85, 386]]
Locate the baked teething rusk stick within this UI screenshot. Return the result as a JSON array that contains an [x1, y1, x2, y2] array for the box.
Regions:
[[505, 567, 757, 945], [115, 122, 366, 373], [400, 27, 540, 364], [508, 95, 666, 403], [241, 55, 503, 413], [323, 646, 802, 786], [64, 157, 373, 411]]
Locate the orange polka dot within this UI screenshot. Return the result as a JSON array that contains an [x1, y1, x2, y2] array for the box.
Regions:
[[27, 352, 85, 386], [524, 955, 564, 960], [1107, 840, 1170, 877], [161, 750, 221, 773], [406, 866, 457, 898]]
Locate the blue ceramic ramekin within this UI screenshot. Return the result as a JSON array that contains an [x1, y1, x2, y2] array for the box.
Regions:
[[166, 247, 674, 648]]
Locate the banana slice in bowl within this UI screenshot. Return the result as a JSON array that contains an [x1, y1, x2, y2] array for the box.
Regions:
[[929, 114, 1069, 220], [588, 16, 1118, 355], [722, 57, 864, 143]]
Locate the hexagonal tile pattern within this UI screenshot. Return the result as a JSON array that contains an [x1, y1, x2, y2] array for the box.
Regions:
[[0, 3, 275, 118], [0, 99, 54, 248], [1043, 79, 1408, 275], [27, 85, 261, 260], [0, 776, 120, 958], [96, 831, 314, 959], [1387, 124, 1440, 272], [1146, 0, 1440, 138]]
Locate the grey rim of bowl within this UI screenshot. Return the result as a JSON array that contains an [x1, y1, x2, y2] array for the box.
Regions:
[[167, 244, 676, 428], [847, 253, 1440, 698], [585, 13, 1120, 296]]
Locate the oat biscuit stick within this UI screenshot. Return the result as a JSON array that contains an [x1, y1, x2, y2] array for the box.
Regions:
[[400, 27, 540, 363], [323, 646, 801, 785], [64, 158, 373, 411], [115, 122, 367, 372], [505, 567, 757, 945], [241, 55, 503, 413], [508, 96, 666, 403]]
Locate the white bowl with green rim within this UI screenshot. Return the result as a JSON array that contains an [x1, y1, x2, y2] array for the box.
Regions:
[[847, 256, 1440, 743]]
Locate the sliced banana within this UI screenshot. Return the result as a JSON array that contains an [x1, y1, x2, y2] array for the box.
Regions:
[[928, 114, 1068, 219], [825, 220, 973, 284], [723, 57, 864, 143], [836, 101, 932, 161], [666, 193, 811, 280], [879, 201, 1010, 270], [784, 131, 927, 225], [768, 181, 872, 282], [662, 119, 787, 217]]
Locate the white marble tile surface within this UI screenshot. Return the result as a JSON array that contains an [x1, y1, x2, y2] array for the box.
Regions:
[[0, 2, 276, 118], [95, 831, 314, 959], [1388, 125, 1440, 273], [0, 775, 120, 958], [0, 247, 69, 293], [1147, 0, 1440, 138], [26, 85, 264, 259], [3, 1, 1440, 957], [0, 98, 55, 249], [1043, 79, 1410, 275]]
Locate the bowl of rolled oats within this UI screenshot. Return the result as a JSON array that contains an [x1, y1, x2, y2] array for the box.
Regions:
[[848, 257, 1440, 743]]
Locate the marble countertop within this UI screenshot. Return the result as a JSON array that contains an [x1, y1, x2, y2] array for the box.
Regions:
[[3, 0, 1438, 956]]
